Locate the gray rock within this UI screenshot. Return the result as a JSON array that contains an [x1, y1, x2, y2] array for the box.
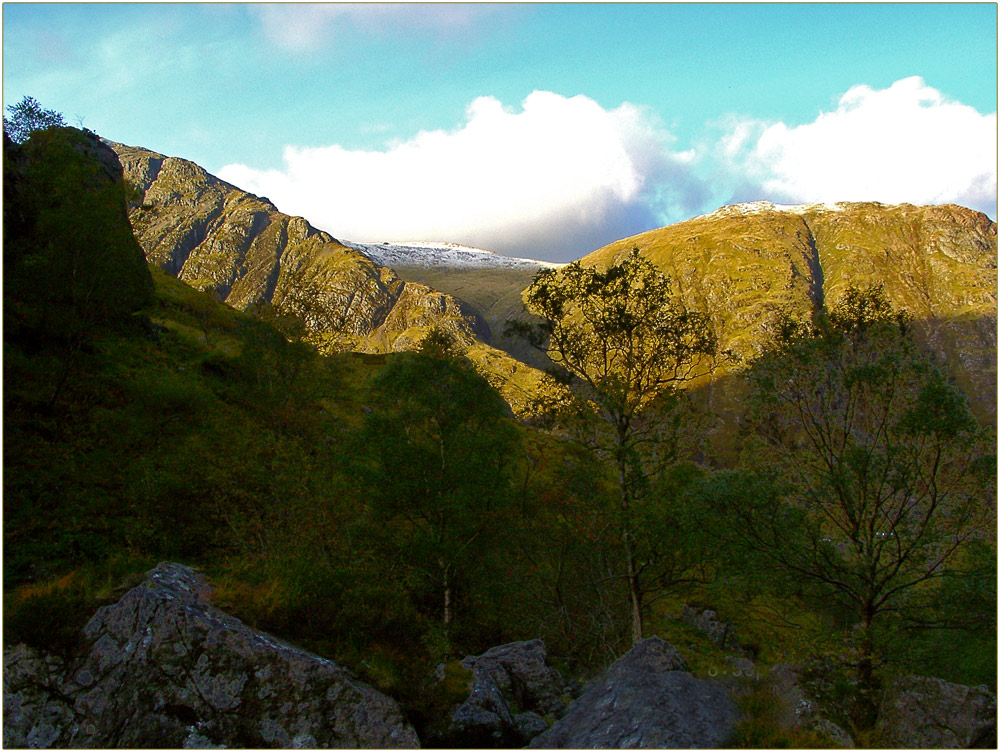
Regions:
[[448, 639, 570, 746], [529, 637, 737, 748], [682, 605, 733, 648], [3, 562, 419, 748], [2, 644, 81, 748], [877, 674, 997, 749], [768, 662, 854, 747]]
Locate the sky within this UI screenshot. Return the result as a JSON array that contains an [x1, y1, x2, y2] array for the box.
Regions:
[[3, 2, 997, 262]]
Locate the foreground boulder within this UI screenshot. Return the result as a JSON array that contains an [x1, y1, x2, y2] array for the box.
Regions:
[[3, 563, 419, 748], [877, 674, 997, 748], [447, 639, 572, 746], [529, 637, 737, 748]]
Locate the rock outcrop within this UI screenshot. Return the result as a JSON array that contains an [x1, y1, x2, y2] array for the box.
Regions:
[[447, 639, 572, 747], [877, 674, 997, 748], [767, 663, 854, 747], [529, 637, 737, 748], [681, 605, 733, 649], [4, 128, 154, 336], [3, 563, 419, 748]]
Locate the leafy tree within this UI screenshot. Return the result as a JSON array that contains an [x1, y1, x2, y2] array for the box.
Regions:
[[512, 248, 718, 642], [708, 285, 994, 728], [357, 337, 519, 630], [417, 325, 465, 360], [4, 96, 66, 144]]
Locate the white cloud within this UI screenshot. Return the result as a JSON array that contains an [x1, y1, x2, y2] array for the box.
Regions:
[[218, 91, 702, 260], [216, 79, 996, 263], [722, 76, 997, 216]]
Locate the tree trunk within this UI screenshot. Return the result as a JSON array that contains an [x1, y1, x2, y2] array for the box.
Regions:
[[46, 336, 82, 412], [441, 560, 452, 627], [618, 445, 643, 643], [626, 550, 643, 643], [854, 608, 879, 730]]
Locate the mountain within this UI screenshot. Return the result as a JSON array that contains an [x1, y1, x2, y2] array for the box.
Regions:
[[346, 240, 561, 371], [580, 201, 997, 421], [345, 239, 561, 272], [109, 142, 548, 412], [107, 138, 996, 420]]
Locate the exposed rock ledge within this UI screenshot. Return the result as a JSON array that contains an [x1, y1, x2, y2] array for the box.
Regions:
[[3, 563, 419, 748], [530, 637, 738, 748]]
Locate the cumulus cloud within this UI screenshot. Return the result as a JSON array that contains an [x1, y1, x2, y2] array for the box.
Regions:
[[218, 91, 704, 260], [721, 76, 997, 216], [217, 79, 995, 262]]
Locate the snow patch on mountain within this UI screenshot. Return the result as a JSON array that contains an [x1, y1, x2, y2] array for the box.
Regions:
[[702, 201, 848, 220], [344, 240, 564, 271]]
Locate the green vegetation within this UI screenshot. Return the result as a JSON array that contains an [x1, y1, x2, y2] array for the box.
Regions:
[[3, 127, 995, 746], [699, 285, 995, 731], [728, 680, 840, 748], [3, 95, 66, 144], [5, 126, 153, 409], [512, 249, 718, 643], [356, 330, 519, 628]]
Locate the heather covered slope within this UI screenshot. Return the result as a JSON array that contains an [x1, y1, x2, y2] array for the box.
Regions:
[[581, 201, 997, 420]]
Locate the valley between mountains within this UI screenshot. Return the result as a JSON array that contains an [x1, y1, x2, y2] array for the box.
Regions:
[[5, 127, 997, 749]]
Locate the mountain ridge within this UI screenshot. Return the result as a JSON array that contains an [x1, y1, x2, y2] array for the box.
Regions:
[[109, 140, 550, 412], [108, 137, 995, 420], [581, 200, 997, 420], [344, 239, 563, 271]]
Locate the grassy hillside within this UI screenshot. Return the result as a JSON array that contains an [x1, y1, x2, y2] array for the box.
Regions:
[[390, 264, 553, 371], [582, 201, 997, 421], [3, 260, 635, 690]]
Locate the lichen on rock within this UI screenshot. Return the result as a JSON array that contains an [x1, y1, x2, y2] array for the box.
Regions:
[[3, 563, 419, 749]]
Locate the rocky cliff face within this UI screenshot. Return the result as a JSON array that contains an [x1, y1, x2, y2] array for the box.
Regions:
[[108, 142, 548, 412], [110, 142, 487, 353], [3, 563, 419, 749], [583, 201, 997, 420], [877, 674, 997, 748]]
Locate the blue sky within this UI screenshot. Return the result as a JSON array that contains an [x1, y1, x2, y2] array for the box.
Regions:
[[3, 3, 997, 260]]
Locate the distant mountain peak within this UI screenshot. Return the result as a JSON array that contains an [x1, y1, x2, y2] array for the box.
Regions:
[[392, 241, 497, 255], [344, 240, 564, 271]]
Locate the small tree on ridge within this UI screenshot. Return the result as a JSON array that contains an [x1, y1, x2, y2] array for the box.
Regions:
[[4, 96, 66, 144]]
